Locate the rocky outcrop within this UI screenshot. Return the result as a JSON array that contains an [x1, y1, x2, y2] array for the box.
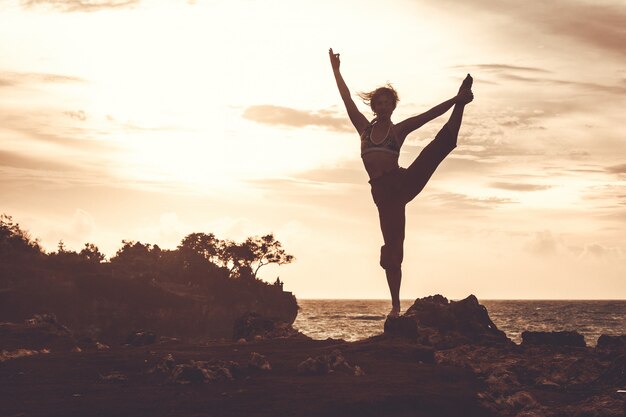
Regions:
[[126, 329, 157, 347], [521, 330, 586, 347], [0, 313, 77, 351], [436, 341, 625, 417], [296, 349, 365, 376], [1, 272, 299, 344], [233, 312, 309, 341], [597, 335, 626, 352], [384, 295, 510, 348], [382, 294, 625, 416]]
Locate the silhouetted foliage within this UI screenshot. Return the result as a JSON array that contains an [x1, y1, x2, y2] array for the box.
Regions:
[[0, 214, 43, 262], [79, 243, 106, 264], [110, 240, 161, 278], [0, 214, 298, 342], [246, 234, 295, 278]]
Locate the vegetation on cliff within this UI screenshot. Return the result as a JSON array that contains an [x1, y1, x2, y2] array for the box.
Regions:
[[0, 214, 298, 342]]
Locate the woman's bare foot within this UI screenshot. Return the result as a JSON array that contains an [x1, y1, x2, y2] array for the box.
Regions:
[[457, 74, 474, 104], [460, 73, 473, 90], [387, 305, 401, 318]]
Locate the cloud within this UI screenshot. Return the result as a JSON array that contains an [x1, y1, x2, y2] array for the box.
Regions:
[[21, 0, 139, 12], [457, 63, 626, 95], [0, 150, 78, 172], [606, 163, 626, 174], [535, 1, 626, 57], [489, 182, 552, 192], [71, 209, 95, 239], [445, 0, 626, 57], [426, 192, 515, 210], [292, 161, 366, 186], [453, 64, 551, 74], [242, 105, 352, 132], [0, 71, 85, 87], [525, 230, 559, 256], [64, 110, 87, 121]]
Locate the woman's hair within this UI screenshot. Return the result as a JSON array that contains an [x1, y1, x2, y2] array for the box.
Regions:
[[357, 83, 400, 113]]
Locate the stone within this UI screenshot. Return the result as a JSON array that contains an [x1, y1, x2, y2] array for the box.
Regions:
[[96, 342, 110, 350], [99, 371, 128, 383], [296, 349, 363, 376], [171, 364, 205, 384], [248, 352, 271, 371], [502, 391, 537, 410], [126, 330, 157, 347], [297, 356, 330, 376], [600, 353, 626, 385], [384, 294, 510, 348], [233, 312, 307, 341], [383, 316, 418, 340], [521, 331, 586, 348], [596, 335, 626, 353]]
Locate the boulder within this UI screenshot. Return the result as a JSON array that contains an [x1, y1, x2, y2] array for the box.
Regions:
[[125, 329, 157, 347], [0, 314, 77, 351], [600, 353, 626, 385], [384, 295, 510, 348], [297, 349, 364, 377], [596, 335, 626, 353], [521, 331, 586, 348], [233, 312, 308, 341], [248, 352, 271, 371], [153, 353, 241, 384]]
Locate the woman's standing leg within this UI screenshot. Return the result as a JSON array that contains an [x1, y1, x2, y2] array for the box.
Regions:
[[376, 201, 406, 316]]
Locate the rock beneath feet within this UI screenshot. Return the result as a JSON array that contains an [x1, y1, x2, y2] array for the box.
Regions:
[[521, 331, 586, 348], [384, 294, 510, 348]]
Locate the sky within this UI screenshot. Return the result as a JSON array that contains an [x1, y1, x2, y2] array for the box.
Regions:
[[1, 0, 625, 300]]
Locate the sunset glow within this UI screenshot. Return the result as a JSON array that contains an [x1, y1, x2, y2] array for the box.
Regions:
[[1, 0, 624, 299]]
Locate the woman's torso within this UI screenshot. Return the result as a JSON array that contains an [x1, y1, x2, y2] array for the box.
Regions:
[[361, 120, 401, 180]]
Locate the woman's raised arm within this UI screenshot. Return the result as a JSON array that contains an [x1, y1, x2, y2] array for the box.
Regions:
[[329, 48, 369, 135], [395, 96, 457, 140], [396, 81, 473, 140]]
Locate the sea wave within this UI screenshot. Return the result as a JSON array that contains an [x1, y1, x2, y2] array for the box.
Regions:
[[293, 299, 626, 344]]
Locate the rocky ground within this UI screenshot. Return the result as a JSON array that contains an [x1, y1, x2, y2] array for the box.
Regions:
[[1, 338, 487, 417], [1, 296, 624, 417]]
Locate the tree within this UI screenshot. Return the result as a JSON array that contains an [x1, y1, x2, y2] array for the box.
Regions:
[[110, 240, 160, 277], [223, 234, 294, 279], [79, 243, 106, 263], [247, 234, 295, 279], [0, 214, 43, 261], [178, 232, 222, 264]]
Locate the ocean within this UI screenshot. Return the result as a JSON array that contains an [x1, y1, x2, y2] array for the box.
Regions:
[[292, 299, 626, 346]]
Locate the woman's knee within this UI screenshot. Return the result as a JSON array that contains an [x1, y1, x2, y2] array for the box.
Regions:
[[379, 244, 403, 270]]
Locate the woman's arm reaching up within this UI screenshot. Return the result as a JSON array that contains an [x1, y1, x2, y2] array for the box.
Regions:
[[329, 48, 369, 135]]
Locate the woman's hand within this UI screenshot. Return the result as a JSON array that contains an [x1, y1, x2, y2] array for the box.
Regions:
[[329, 48, 341, 71]]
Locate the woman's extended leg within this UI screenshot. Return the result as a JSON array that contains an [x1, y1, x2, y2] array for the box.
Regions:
[[404, 78, 472, 201]]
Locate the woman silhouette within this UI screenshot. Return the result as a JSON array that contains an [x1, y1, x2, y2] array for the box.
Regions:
[[329, 48, 473, 317]]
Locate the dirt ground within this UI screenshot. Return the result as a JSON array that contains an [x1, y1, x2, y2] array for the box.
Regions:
[[0, 337, 492, 417]]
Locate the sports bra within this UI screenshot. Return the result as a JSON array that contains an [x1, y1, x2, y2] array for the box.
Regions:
[[360, 120, 400, 157]]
